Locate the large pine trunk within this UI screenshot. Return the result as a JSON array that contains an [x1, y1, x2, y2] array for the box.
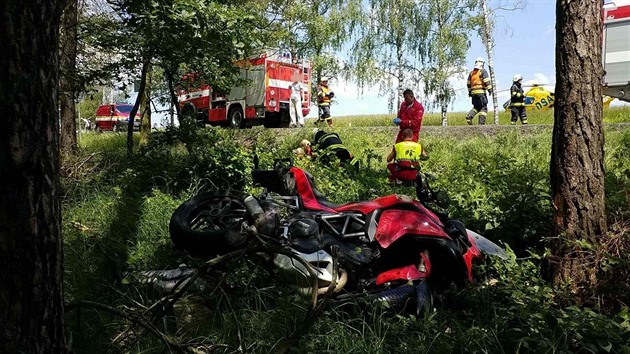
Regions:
[[0, 0, 67, 352], [549, 0, 607, 296]]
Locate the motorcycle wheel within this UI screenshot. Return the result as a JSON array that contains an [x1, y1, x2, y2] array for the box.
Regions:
[[169, 191, 250, 258]]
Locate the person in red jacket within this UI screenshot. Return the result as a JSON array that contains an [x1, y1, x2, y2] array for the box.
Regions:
[[394, 89, 424, 143]]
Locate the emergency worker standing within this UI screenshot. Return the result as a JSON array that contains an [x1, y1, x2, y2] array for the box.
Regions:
[[509, 74, 528, 125], [466, 57, 492, 125], [313, 129, 359, 171], [386, 129, 428, 183], [393, 89, 424, 143], [289, 72, 305, 127], [316, 77, 334, 127]]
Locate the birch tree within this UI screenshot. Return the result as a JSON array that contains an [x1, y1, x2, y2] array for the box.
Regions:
[[350, 0, 429, 112], [420, 0, 476, 126], [477, 0, 525, 124]]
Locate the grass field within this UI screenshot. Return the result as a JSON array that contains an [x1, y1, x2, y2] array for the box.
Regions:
[[63, 110, 630, 353], [305, 105, 630, 127]]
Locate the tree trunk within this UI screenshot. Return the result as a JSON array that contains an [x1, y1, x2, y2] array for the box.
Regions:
[[139, 62, 152, 147], [441, 104, 447, 126], [481, 0, 499, 124], [549, 0, 607, 297], [165, 68, 180, 125], [396, 37, 404, 110], [127, 54, 151, 156], [59, 0, 78, 154], [0, 0, 67, 352]]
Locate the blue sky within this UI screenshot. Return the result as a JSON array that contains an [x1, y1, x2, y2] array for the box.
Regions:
[[319, 0, 558, 118]]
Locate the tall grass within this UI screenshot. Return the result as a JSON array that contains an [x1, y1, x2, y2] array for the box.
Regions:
[[62, 123, 630, 353], [307, 105, 630, 127]]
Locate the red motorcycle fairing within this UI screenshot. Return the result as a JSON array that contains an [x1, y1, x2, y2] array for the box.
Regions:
[[462, 233, 483, 282], [291, 167, 336, 212], [290, 167, 443, 225], [375, 252, 432, 285], [375, 209, 450, 248], [376, 264, 424, 285]]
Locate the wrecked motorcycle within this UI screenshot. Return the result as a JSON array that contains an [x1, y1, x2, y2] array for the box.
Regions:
[[167, 159, 506, 313]]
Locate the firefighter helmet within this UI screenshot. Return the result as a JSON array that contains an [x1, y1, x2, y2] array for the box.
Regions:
[[512, 74, 523, 82], [474, 57, 485, 69]]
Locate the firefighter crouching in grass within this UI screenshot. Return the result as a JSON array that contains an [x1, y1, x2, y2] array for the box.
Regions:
[[312, 129, 359, 171], [386, 129, 428, 184]]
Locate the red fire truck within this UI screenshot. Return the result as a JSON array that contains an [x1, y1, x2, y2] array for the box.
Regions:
[[603, 1, 630, 102], [178, 49, 312, 128]]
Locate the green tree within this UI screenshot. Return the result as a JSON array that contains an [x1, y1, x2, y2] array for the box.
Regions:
[[420, 0, 476, 126], [259, 0, 362, 103], [0, 0, 67, 351], [350, 0, 429, 112], [80, 0, 263, 154]]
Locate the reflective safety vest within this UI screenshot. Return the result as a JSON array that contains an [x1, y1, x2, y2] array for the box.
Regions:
[[467, 69, 492, 95], [317, 132, 346, 154], [394, 141, 423, 168], [510, 83, 525, 107], [317, 85, 331, 106]]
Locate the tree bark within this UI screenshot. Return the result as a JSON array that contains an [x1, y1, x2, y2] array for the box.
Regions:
[[549, 0, 607, 296], [139, 62, 152, 147], [0, 0, 67, 352], [481, 0, 499, 125], [127, 54, 151, 156], [59, 0, 78, 154]]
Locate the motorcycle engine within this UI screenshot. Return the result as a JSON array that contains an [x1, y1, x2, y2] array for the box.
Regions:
[[289, 218, 319, 239]]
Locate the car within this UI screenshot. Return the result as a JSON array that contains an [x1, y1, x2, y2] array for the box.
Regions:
[[94, 103, 141, 132]]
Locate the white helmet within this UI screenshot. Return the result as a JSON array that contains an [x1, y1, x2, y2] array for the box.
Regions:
[[321, 76, 329, 82], [512, 74, 523, 82], [474, 57, 485, 69]]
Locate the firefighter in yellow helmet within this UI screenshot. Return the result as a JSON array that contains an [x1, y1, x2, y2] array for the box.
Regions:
[[509, 74, 528, 125], [466, 57, 492, 125], [316, 77, 334, 127]]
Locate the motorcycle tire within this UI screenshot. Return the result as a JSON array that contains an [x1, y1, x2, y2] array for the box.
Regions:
[[169, 191, 250, 258]]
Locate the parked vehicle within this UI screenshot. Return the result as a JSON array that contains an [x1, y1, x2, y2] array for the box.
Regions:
[[168, 159, 506, 314], [178, 49, 312, 129], [94, 103, 141, 132], [603, 0, 630, 103]]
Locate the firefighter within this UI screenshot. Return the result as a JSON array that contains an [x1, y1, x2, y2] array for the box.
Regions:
[[316, 77, 334, 127], [386, 128, 428, 184], [509, 74, 528, 125], [393, 89, 424, 143], [465, 57, 492, 125], [312, 129, 359, 171]]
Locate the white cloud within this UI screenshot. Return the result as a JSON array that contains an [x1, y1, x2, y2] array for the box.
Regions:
[[524, 73, 554, 87]]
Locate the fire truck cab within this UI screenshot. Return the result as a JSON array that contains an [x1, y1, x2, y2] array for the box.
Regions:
[[178, 49, 312, 128], [603, 0, 630, 102]]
